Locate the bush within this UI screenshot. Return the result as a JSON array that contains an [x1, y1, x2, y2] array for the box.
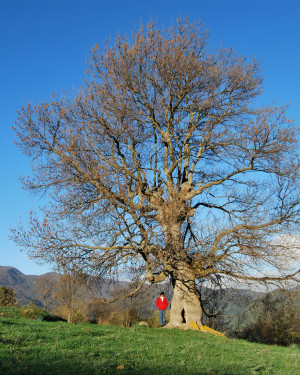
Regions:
[[0, 286, 16, 307], [87, 300, 114, 324], [96, 308, 139, 327], [20, 302, 48, 320], [0, 304, 63, 322], [0, 306, 21, 318], [19, 300, 60, 321], [72, 309, 89, 324]]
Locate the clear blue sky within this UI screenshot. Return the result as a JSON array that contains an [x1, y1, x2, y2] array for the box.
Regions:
[[1, 0, 299, 275]]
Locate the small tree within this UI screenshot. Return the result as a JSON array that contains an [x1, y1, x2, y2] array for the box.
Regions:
[[52, 259, 90, 323], [34, 274, 57, 310], [12, 19, 300, 328], [0, 286, 16, 306]]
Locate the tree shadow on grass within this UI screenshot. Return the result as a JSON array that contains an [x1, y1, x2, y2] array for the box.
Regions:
[[0, 358, 254, 375]]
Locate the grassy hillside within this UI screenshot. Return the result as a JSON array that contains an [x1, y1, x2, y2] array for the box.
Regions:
[[0, 307, 299, 375]]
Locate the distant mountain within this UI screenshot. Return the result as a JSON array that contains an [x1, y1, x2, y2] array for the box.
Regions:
[[0, 266, 42, 305], [1, 265, 297, 330], [0, 266, 129, 306], [0, 266, 262, 314], [228, 285, 300, 331]]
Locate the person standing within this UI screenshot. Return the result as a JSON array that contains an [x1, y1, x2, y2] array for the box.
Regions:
[[156, 292, 169, 327]]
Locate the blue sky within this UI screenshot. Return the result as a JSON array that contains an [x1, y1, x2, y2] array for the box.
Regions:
[[1, 0, 299, 275]]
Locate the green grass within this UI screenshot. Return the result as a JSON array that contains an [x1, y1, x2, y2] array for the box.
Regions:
[[0, 307, 299, 375]]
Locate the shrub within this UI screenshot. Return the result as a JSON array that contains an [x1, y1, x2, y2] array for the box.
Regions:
[[72, 309, 89, 324], [0, 286, 16, 306], [20, 300, 51, 320], [0, 306, 21, 318], [97, 308, 139, 327], [87, 300, 114, 324]]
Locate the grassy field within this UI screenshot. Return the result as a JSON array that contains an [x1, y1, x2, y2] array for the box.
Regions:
[[0, 307, 299, 375]]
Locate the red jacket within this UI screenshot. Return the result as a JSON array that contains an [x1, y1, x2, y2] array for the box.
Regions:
[[156, 296, 169, 310]]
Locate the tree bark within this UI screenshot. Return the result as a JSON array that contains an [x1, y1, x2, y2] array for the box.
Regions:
[[159, 214, 203, 328], [167, 278, 202, 328]]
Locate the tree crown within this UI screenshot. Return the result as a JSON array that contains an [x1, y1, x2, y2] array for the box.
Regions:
[[12, 19, 300, 290]]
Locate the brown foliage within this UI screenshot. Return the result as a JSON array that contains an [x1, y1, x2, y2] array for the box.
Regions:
[[11, 19, 300, 325], [0, 286, 16, 307]]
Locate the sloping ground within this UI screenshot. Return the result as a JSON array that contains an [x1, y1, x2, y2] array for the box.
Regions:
[[0, 266, 40, 305], [0, 308, 299, 375]]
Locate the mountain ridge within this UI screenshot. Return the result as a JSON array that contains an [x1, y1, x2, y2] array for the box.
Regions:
[[0, 265, 262, 316], [0, 266, 42, 305], [2, 265, 298, 328]]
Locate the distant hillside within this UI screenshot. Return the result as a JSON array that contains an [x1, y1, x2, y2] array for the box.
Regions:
[[227, 285, 300, 333], [0, 266, 130, 306], [0, 266, 41, 305], [1, 265, 298, 329], [0, 266, 263, 315]]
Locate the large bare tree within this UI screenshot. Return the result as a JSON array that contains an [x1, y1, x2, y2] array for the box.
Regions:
[[12, 20, 300, 328]]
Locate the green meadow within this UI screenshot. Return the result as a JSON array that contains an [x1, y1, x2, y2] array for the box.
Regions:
[[0, 307, 299, 375]]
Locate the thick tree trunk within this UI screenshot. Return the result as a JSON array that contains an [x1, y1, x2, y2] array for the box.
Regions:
[[166, 278, 202, 328], [159, 212, 203, 328]]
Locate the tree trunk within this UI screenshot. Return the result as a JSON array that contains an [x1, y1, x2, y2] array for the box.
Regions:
[[67, 299, 74, 323], [167, 278, 202, 328], [160, 215, 203, 328]]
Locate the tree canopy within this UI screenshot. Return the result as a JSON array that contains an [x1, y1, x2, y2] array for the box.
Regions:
[[12, 19, 300, 327]]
